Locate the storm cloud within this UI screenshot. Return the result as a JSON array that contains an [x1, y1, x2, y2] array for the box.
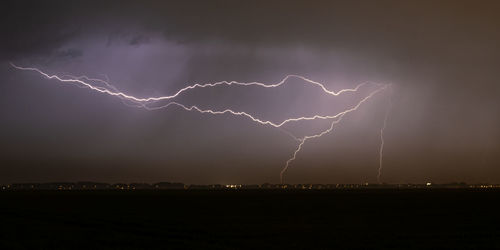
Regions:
[[1, 0, 499, 184]]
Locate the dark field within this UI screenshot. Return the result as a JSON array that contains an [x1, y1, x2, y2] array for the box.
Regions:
[[1, 190, 499, 249]]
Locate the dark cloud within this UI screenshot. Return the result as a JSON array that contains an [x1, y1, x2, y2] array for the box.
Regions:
[[55, 48, 83, 59], [3, 1, 499, 60], [129, 35, 150, 46]]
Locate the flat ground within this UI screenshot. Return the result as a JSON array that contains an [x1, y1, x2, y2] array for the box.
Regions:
[[0, 190, 499, 249]]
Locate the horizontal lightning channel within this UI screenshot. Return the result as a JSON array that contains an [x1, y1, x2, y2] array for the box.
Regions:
[[11, 62, 391, 183], [10, 63, 367, 101], [10, 63, 386, 128]]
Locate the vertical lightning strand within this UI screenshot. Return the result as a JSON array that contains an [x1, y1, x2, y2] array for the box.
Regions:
[[378, 91, 392, 183]]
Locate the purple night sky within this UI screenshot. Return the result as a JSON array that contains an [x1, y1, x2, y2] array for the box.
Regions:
[[1, 0, 499, 184]]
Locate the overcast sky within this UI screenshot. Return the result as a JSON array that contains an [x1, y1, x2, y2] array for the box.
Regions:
[[1, 0, 499, 184]]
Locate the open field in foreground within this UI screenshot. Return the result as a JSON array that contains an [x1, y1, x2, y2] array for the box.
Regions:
[[1, 189, 499, 249]]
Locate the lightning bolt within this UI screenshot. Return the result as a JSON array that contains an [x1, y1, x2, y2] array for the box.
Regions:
[[378, 95, 392, 184], [10, 63, 391, 183]]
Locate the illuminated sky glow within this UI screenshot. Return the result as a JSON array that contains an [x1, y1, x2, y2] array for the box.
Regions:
[[1, 1, 499, 184]]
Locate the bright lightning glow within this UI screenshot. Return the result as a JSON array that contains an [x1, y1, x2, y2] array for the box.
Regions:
[[11, 63, 392, 183], [10, 63, 368, 102]]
